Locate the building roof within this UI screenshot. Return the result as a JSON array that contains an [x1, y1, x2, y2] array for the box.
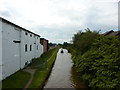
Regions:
[[103, 30, 114, 36], [0, 17, 40, 37], [103, 30, 120, 36], [40, 38, 48, 41]]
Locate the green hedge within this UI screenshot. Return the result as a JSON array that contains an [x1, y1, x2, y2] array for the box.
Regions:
[[72, 35, 120, 88], [70, 29, 99, 64], [70, 29, 120, 88]]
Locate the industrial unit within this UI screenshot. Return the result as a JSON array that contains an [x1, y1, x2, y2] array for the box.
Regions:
[[0, 17, 43, 80]]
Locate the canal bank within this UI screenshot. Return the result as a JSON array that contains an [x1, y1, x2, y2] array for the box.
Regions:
[[44, 49, 88, 89]]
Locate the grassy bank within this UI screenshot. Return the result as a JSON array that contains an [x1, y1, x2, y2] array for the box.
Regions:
[[2, 47, 59, 89], [29, 47, 59, 88], [2, 70, 31, 88]]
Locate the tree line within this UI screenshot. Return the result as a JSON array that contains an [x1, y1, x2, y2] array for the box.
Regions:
[[64, 28, 120, 88]]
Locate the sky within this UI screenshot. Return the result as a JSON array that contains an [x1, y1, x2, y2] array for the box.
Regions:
[[0, 0, 119, 44]]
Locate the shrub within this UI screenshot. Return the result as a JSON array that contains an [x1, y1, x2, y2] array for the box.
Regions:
[[70, 28, 99, 64], [75, 36, 120, 88], [71, 28, 99, 56]]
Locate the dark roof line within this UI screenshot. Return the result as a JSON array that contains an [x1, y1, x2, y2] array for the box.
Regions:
[[0, 17, 40, 37], [103, 30, 114, 36], [40, 38, 48, 41], [103, 30, 120, 36]]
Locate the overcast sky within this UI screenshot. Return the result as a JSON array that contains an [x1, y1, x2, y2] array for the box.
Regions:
[[0, 0, 119, 43]]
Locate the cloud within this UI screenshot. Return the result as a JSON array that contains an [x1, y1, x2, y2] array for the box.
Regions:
[[0, 10, 11, 17], [0, 0, 118, 43]]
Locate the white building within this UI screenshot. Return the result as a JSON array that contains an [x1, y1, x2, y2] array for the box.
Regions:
[[0, 17, 43, 80], [118, 1, 120, 30]]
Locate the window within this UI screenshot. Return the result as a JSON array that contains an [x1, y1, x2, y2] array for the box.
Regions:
[[25, 32, 28, 35], [30, 34, 32, 37], [13, 40, 21, 43], [37, 37, 38, 39], [37, 45, 38, 50], [25, 44, 27, 52], [30, 45, 32, 51]]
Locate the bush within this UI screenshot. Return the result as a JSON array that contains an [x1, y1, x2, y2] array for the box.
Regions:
[[74, 36, 120, 88], [70, 28, 99, 64], [71, 28, 99, 56]]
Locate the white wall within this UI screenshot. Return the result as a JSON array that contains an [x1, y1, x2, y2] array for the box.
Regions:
[[2, 20, 43, 79], [0, 18, 2, 89], [20, 31, 43, 69], [2, 22, 21, 79], [39, 44, 43, 57], [118, 1, 120, 30], [20, 30, 34, 68], [34, 37, 43, 58]]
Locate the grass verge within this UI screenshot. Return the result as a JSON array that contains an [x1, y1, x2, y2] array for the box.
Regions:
[[2, 47, 59, 89], [28, 47, 59, 88], [2, 70, 31, 88]]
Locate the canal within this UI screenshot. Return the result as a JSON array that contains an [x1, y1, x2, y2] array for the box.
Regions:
[[44, 48, 87, 89]]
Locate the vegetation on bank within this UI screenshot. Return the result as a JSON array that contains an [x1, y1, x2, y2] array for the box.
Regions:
[[69, 28, 120, 88], [28, 47, 59, 88], [2, 70, 31, 88], [2, 47, 59, 89]]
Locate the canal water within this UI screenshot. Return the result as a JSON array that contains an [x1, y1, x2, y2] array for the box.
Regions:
[[44, 49, 87, 89]]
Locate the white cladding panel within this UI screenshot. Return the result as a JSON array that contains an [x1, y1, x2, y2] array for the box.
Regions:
[[20, 31, 43, 68], [0, 19, 2, 83], [119, 1, 120, 30], [1, 20, 43, 79], [2, 22, 21, 79], [20, 31, 35, 68]]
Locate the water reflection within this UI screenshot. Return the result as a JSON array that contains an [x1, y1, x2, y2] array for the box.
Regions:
[[70, 66, 88, 89], [44, 49, 88, 89]]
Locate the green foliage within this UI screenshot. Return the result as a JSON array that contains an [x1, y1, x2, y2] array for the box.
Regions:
[[29, 48, 57, 69], [62, 42, 71, 48], [29, 47, 59, 88], [71, 35, 120, 88], [71, 28, 99, 57], [70, 28, 99, 65]]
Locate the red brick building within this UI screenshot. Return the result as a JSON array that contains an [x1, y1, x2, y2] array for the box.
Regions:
[[40, 38, 49, 53]]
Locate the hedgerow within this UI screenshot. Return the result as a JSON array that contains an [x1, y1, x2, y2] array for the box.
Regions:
[[70, 29, 120, 88]]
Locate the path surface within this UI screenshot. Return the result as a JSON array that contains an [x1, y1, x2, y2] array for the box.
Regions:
[[44, 49, 74, 88], [23, 67, 36, 89], [23, 50, 57, 89]]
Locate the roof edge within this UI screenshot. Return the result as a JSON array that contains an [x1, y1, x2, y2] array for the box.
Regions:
[[0, 17, 40, 37]]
